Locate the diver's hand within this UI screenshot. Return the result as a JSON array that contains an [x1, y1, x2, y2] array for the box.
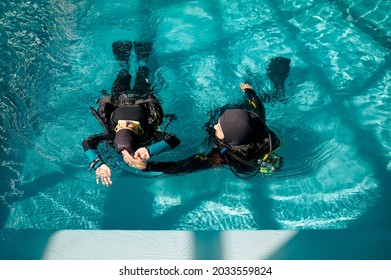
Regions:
[[133, 147, 151, 160], [240, 83, 253, 91], [122, 150, 147, 170], [95, 164, 112, 187]]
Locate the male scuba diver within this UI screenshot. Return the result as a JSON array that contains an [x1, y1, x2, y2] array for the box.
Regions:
[[82, 41, 180, 186], [127, 57, 290, 178]]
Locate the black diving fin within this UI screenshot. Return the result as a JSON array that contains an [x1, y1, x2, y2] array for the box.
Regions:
[[267, 56, 291, 99], [133, 41, 153, 62], [112, 41, 132, 66]]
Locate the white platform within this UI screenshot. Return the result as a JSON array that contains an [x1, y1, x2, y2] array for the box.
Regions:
[[1, 229, 391, 260]]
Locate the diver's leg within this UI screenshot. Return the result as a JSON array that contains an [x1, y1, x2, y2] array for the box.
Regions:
[[111, 69, 132, 100], [133, 41, 153, 96], [133, 66, 152, 96], [112, 41, 132, 68], [267, 57, 291, 99]]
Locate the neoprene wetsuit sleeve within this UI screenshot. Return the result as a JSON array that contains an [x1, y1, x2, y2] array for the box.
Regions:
[[244, 88, 266, 122], [82, 133, 112, 169], [145, 151, 224, 174], [147, 133, 180, 156]]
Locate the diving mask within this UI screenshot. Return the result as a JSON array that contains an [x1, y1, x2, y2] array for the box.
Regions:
[[115, 120, 144, 135]]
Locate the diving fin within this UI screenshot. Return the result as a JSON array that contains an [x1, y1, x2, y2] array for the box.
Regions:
[[267, 57, 291, 97], [112, 41, 132, 66], [133, 41, 153, 62]]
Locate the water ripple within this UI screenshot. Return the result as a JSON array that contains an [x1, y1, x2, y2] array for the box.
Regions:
[[269, 146, 380, 229], [1, 0, 390, 230]]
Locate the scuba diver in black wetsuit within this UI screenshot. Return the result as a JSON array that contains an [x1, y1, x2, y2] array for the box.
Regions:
[[127, 57, 291, 178], [82, 41, 180, 186]]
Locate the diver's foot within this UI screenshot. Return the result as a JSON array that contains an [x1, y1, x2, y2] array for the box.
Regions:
[[133, 41, 153, 62], [112, 41, 132, 66]]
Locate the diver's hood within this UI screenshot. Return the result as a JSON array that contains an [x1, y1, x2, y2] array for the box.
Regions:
[[219, 109, 253, 146]]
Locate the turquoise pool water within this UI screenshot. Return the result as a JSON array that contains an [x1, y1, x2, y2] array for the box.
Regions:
[[0, 0, 390, 230]]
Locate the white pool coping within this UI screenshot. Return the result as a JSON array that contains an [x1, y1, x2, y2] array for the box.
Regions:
[[1, 229, 391, 260]]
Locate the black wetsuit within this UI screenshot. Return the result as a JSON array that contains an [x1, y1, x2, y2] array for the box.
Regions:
[[82, 42, 180, 170], [144, 88, 280, 177]]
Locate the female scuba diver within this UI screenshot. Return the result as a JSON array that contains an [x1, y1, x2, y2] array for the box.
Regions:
[[82, 41, 180, 186], [126, 57, 290, 178]]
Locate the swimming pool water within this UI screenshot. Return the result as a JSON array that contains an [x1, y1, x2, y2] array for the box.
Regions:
[[0, 0, 390, 230]]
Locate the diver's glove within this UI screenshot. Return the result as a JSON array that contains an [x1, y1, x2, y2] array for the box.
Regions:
[[95, 164, 112, 186]]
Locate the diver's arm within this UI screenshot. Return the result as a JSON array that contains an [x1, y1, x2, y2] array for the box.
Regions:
[[145, 151, 224, 174], [82, 133, 111, 170], [147, 133, 180, 156], [240, 84, 266, 121], [134, 133, 180, 160], [82, 133, 114, 186]]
